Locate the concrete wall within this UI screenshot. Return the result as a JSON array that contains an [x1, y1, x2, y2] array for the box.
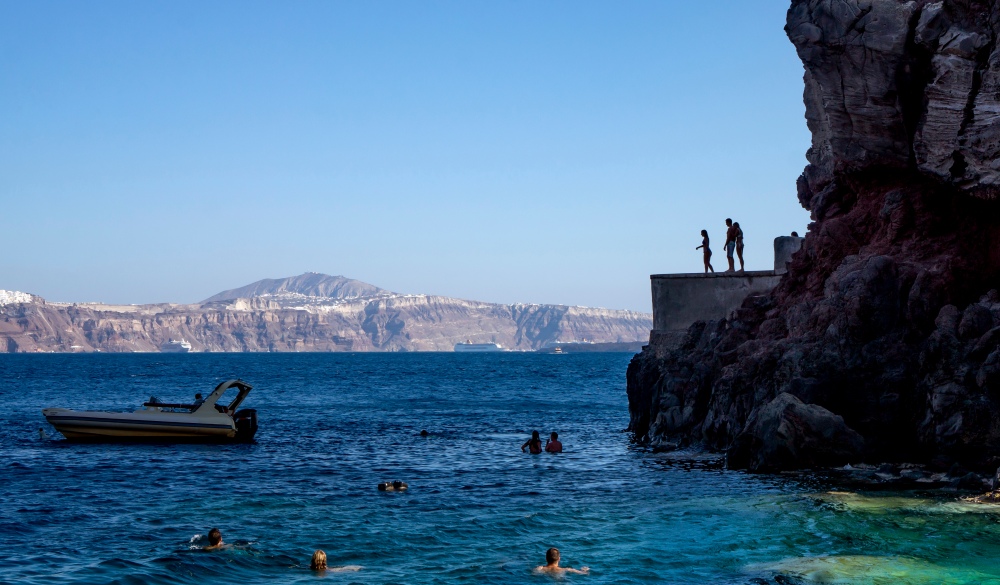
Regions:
[[773, 236, 804, 274], [650, 271, 782, 333], [646, 236, 799, 351]]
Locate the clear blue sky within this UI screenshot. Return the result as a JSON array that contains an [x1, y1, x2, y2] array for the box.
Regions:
[[0, 1, 810, 312]]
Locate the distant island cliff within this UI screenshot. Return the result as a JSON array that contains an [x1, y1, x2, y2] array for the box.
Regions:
[[0, 274, 650, 353], [628, 0, 1000, 476]]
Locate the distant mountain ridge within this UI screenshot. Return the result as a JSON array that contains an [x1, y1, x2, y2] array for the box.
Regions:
[[0, 273, 653, 353], [203, 273, 389, 303]]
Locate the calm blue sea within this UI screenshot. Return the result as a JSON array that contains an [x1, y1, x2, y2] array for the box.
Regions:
[[2, 353, 1000, 585]]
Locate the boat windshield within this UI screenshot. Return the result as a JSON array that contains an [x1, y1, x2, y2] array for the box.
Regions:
[[216, 388, 240, 412], [140, 380, 251, 415], [209, 381, 252, 414]]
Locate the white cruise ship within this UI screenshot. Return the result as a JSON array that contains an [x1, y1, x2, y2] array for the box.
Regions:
[[454, 341, 503, 352], [160, 338, 192, 353]]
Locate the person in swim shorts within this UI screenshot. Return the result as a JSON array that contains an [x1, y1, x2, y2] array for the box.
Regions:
[[723, 218, 738, 272]]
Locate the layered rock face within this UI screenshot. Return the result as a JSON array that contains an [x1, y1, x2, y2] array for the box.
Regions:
[[628, 0, 1000, 473], [0, 274, 651, 353]]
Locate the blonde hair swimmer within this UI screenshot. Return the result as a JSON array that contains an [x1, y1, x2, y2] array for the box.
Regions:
[[311, 550, 327, 570], [377, 480, 408, 491], [310, 550, 361, 572], [534, 548, 589, 575]]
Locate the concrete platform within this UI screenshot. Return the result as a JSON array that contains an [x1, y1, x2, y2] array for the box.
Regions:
[[650, 271, 782, 333]]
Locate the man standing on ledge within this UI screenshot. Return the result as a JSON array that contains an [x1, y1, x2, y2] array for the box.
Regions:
[[723, 218, 738, 272]]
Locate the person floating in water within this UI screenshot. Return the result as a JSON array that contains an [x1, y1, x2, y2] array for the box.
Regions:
[[545, 432, 562, 453], [310, 550, 361, 572], [534, 548, 589, 575], [695, 230, 714, 273], [311, 549, 327, 570], [203, 528, 226, 551], [723, 218, 738, 272], [733, 221, 745, 272], [522, 430, 542, 454]]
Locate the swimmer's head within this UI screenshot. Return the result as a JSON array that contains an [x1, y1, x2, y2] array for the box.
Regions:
[[726, 218, 732, 226], [550, 432, 558, 440], [701, 229, 707, 237], [532, 430, 540, 440], [311, 549, 327, 570], [195, 393, 203, 400], [546, 548, 560, 564], [208, 528, 222, 546]]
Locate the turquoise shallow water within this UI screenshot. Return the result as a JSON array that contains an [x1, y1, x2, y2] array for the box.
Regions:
[[2, 353, 1000, 584]]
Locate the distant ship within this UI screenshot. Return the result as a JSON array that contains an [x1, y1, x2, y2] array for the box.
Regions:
[[160, 338, 192, 353], [454, 340, 503, 352]]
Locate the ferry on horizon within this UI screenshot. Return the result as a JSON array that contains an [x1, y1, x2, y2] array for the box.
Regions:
[[454, 340, 503, 352], [160, 338, 192, 353]]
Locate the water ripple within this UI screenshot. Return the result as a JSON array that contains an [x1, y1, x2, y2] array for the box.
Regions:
[[2, 353, 1000, 584]]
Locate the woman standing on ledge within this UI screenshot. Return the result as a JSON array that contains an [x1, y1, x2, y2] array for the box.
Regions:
[[734, 222, 745, 272], [696, 230, 714, 273]]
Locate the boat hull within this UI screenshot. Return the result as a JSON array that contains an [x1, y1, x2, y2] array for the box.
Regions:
[[43, 409, 244, 442]]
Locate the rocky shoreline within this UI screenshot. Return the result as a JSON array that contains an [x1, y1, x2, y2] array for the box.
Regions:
[[627, 0, 1000, 485]]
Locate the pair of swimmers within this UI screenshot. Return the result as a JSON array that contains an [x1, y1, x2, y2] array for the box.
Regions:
[[312, 547, 587, 575], [203, 529, 361, 572], [313, 547, 586, 575], [207, 529, 586, 576], [522, 430, 562, 454]]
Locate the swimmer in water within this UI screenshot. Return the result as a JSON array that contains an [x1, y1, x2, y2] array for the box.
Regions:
[[521, 430, 542, 454], [534, 548, 589, 575], [311, 550, 328, 570], [203, 527, 226, 551], [545, 432, 562, 453], [310, 549, 362, 572]]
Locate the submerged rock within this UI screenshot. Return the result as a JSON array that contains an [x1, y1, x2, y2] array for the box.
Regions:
[[748, 555, 1000, 585]]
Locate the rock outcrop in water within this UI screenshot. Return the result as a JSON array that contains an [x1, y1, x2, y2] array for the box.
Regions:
[[0, 274, 651, 353], [628, 0, 1000, 474]]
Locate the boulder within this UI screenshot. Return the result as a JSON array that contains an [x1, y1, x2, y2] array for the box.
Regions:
[[727, 393, 865, 472]]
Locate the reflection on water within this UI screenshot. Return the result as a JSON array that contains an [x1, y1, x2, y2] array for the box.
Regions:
[[1, 353, 999, 584]]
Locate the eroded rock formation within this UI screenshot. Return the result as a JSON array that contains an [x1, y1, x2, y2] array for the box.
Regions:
[[0, 274, 651, 353], [628, 0, 1000, 473]]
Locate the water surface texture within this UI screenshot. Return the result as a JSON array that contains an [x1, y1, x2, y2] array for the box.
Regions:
[[2, 354, 1000, 584]]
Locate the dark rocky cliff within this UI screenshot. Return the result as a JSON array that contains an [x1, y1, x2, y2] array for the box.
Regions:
[[628, 0, 1000, 474]]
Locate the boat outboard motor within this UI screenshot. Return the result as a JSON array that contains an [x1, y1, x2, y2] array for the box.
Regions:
[[233, 409, 258, 442]]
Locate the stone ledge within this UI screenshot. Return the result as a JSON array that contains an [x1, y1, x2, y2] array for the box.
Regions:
[[651, 270, 777, 280]]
